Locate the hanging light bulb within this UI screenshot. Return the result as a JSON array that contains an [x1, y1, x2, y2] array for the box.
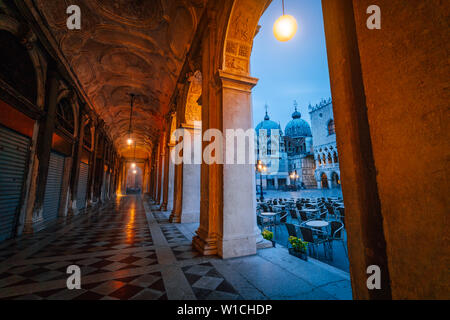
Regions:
[[131, 162, 136, 168], [127, 94, 135, 147], [133, 169, 137, 174], [273, 0, 298, 42]]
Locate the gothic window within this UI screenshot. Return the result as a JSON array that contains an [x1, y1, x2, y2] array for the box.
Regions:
[[333, 151, 338, 163], [327, 119, 335, 135], [328, 153, 332, 164]]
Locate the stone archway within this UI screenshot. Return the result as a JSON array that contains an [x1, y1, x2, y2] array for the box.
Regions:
[[321, 172, 329, 189], [0, 14, 46, 109], [126, 165, 143, 194], [175, 0, 391, 299], [331, 172, 340, 188], [170, 70, 202, 223], [193, 0, 271, 259]]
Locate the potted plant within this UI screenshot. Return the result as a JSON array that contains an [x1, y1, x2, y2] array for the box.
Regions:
[[262, 229, 275, 247], [288, 236, 308, 261]]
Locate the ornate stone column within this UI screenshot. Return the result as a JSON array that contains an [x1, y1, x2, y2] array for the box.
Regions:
[[24, 67, 59, 232], [160, 132, 170, 211], [155, 140, 163, 205], [180, 124, 201, 222], [96, 137, 107, 203], [158, 135, 166, 208], [216, 70, 259, 258], [121, 159, 127, 194], [151, 152, 157, 200], [169, 155, 183, 223], [69, 113, 88, 212], [167, 143, 175, 212], [87, 122, 100, 205]]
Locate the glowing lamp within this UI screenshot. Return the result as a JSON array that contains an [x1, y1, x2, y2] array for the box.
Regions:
[[131, 163, 136, 168], [133, 170, 137, 174], [127, 138, 133, 145], [273, 14, 298, 42]]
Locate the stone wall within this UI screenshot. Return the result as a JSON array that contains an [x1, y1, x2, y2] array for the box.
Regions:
[[352, 0, 449, 299]]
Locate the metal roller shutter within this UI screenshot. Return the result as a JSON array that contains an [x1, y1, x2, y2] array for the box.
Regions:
[[0, 126, 30, 242], [42, 152, 65, 225], [76, 162, 89, 210]]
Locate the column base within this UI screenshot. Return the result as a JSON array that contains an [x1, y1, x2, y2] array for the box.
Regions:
[[254, 224, 264, 244], [217, 234, 257, 259], [22, 221, 34, 235], [193, 234, 218, 256], [169, 212, 181, 223], [257, 239, 274, 249], [160, 203, 168, 211]]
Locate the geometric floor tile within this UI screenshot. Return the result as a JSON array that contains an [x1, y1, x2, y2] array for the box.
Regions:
[[172, 245, 201, 261], [182, 262, 242, 300], [5, 271, 167, 300], [160, 225, 188, 244]]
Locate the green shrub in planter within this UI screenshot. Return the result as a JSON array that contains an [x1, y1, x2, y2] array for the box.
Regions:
[[288, 236, 308, 260], [262, 229, 273, 241]]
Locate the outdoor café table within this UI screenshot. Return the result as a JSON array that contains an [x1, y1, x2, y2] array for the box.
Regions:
[[300, 208, 320, 219], [305, 220, 330, 239], [305, 220, 329, 228], [260, 212, 278, 231]]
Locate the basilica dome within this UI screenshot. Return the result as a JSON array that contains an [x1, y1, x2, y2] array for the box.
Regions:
[[285, 107, 312, 138], [255, 111, 282, 135]]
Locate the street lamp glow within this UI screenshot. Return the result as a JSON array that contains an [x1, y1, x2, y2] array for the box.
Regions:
[[133, 170, 137, 174], [127, 138, 133, 145], [131, 162, 136, 168], [273, 14, 298, 42]]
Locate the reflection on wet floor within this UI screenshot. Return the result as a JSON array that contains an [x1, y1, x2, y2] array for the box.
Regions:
[[0, 195, 352, 300]]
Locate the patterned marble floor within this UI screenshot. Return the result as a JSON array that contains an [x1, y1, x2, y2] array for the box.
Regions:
[[0, 195, 352, 300]]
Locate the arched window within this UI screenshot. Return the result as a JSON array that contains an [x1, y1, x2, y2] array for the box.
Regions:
[[333, 151, 338, 163], [327, 153, 332, 164], [327, 119, 335, 135], [56, 98, 75, 135], [0, 30, 37, 103]]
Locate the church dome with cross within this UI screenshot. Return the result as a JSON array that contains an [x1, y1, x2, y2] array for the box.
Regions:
[[255, 104, 282, 136], [285, 101, 312, 138]]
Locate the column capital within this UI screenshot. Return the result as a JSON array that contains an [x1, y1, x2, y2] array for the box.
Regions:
[[216, 70, 258, 93], [180, 122, 202, 131]]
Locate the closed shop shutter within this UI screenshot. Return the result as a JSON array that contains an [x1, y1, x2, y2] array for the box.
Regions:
[[42, 152, 65, 225], [76, 162, 89, 210], [0, 126, 30, 242]]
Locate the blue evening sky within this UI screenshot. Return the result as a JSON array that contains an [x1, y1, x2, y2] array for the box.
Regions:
[[251, 0, 331, 130]]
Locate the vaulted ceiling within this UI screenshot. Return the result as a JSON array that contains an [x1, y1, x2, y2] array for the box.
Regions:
[[34, 0, 205, 159]]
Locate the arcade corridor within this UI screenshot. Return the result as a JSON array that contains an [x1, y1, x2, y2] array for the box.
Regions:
[[0, 196, 351, 300]]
